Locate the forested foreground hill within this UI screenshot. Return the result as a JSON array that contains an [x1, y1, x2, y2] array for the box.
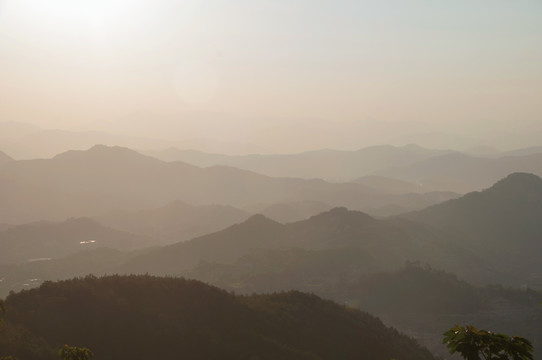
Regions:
[[0, 275, 435, 360]]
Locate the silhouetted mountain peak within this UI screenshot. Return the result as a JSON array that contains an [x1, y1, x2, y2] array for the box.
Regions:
[[486, 172, 542, 195], [402, 143, 425, 151], [89, 144, 130, 152], [54, 145, 157, 163], [305, 207, 375, 226], [326, 206, 349, 215], [243, 213, 281, 227]]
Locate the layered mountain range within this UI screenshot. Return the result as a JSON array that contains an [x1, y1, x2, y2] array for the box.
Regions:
[[146, 145, 542, 193], [0, 145, 458, 223], [2, 140, 542, 359]]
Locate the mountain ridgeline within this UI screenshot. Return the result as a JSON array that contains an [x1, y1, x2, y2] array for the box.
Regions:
[[117, 207, 487, 283], [144, 144, 451, 182], [0, 145, 458, 224], [1, 275, 436, 360], [377, 152, 542, 193], [146, 145, 542, 193]]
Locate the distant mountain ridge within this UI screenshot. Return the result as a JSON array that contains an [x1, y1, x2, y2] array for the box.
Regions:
[[146, 144, 542, 194], [0, 121, 266, 159], [377, 152, 542, 193], [144, 144, 453, 183], [0, 145, 458, 223]]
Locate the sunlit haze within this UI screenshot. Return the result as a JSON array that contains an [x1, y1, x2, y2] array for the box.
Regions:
[[1, 0, 541, 153]]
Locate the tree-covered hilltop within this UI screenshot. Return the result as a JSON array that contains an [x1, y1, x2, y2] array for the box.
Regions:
[[1, 275, 436, 360]]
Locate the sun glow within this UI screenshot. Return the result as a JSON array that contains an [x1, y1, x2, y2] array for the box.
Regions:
[[0, 0, 161, 45]]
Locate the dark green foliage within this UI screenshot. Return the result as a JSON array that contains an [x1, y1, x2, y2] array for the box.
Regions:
[[3, 275, 436, 360], [58, 345, 93, 360], [0, 321, 55, 360], [0, 299, 4, 324], [443, 325, 533, 360], [243, 291, 433, 360], [0, 299, 56, 360]]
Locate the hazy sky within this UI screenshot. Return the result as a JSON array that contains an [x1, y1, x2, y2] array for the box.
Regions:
[[0, 0, 541, 151]]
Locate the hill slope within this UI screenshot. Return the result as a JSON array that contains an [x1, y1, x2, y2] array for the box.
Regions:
[[403, 173, 542, 286]]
